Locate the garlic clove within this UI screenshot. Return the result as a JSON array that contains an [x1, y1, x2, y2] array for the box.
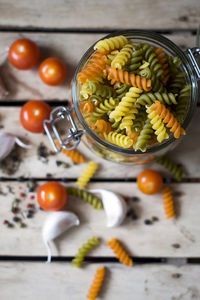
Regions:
[[15, 137, 32, 149], [0, 132, 16, 161], [42, 211, 80, 263], [89, 189, 127, 228]]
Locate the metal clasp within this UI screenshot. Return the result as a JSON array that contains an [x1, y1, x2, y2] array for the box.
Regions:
[[44, 105, 85, 152], [186, 47, 200, 80]]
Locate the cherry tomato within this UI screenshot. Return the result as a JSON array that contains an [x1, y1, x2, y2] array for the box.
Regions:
[[39, 57, 67, 86], [8, 38, 40, 70], [137, 169, 163, 195], [20, 100, 51, 133], [37, 182, 67, 211]]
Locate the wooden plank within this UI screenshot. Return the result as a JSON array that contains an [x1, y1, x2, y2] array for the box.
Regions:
[[0, 182, 200, 257], [0, 32, 195, 101], [0, 106, 199, 179], [0, 0, 199, 30], [1, 262, 200, 300]]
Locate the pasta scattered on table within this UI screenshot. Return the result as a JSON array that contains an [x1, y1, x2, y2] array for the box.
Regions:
[[76, 161, 98, 189], [87, 266, 105, 300], [162, 186, 175, 220], [107, 238, 133, 267]]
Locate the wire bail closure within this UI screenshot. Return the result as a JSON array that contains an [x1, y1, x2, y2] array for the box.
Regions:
[[186, 47, 200, 80], [43, 105, 85, 152]]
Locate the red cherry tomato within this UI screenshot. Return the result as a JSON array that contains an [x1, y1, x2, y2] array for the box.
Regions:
[[20, 100, 51, 133], [39, 57, 67, 86], [8, 38, 40, 70], [37, 182, 67, 211], [137, 169, 163, 195]]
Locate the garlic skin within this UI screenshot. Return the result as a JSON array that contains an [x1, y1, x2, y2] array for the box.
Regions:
[[42, 211, 80, 263], [0, 132, 32, 161], [89, 189, 127, 228]]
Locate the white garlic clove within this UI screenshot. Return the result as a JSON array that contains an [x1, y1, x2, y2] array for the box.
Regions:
[[42, 211, 80, 263], [15, 137, 32, 149], [89, 189, 127, 228], [0, 132, 16, 161], [0, 132, 32, 161]]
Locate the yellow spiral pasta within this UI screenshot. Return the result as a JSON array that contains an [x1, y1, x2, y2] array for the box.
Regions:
[[107, 50, 119, 65], [105, 66, 152, 91], [119, 109, 138, 132], [162, 186, 175, 219], [87, 266, 105, 300], [76, 161, 98, 188], [150, 101, 186, 139], [111, 44, 133, 69], [109, 87, 142, 121], [94, 35, 129, 53], [146, 106, 169, 143], [104, 131, 133, 148], [107, 238, 133, 267]]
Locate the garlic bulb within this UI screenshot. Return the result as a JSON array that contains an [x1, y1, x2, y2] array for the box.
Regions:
[[42, 211, 80, 263], [0, 132, 31, 161], [89, 189, 127, 227]]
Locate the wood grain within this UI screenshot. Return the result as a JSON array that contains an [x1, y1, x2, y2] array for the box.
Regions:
[[0, 262, 200, 300], [0, 106, 199, 179], [0, 181, 199, 257], [0, 0, 199, 30], [0, 32, 195, 101]]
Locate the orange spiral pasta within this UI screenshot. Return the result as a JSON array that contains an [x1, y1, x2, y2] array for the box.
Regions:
[[87, 266, 105, 300], [154, 47, 170, 84], [126, 130, 139, 146], [80, 101, 95, 114], [162, 186, 175, 219], [150, 100, 186, 138], [107, 238, 133, 267], [55, 141, 86, 164], [77, 51, 107, 84], [94, 119, 112, 134], [105, 66, 152, 91]]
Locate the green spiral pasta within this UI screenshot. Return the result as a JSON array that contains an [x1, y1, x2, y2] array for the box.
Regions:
[[87, 81, 115, 99], [109, 87, 142, 121], [142, 43, 163, 78], [156, 155, 185, 181], [128, 47, 143, 71], [68, 186, 103, 210], [72, 236, 100, 267], [146, 106, 169, 143], [169, 56, 181, 75], [92, 97, 119, 119], [115, 83, 130, 100], [104, 131, 133, 148], [138, 67, 151, 79], [111, 44, 133, 69], [176, 85, 191, 123], [136, 92, 177, 106], [151, 74, 166, 93], [135, 119, 154, 151], [131, 109, 147, 132], [94, 35, 129, 53], [169, 73, 186, 93]]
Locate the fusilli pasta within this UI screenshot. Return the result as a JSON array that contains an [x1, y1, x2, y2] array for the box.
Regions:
[[87, 266, 105, 300], [162, 186, 175, 220], [76, 161, 98, 188], [55, 141, 85, 164], [94, 35, 129, 53], [156, 155, 185, 181], [68, 186, 103, 209], [104, 131, 133, 148], [72, 236, 100, 267], [107, 238, 133, 267]]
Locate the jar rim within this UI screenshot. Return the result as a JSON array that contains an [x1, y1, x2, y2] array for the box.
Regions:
[[72, 29, 198, 155]]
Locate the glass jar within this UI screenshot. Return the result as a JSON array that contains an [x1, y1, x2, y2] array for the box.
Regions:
[[44, 30, 200, 164]]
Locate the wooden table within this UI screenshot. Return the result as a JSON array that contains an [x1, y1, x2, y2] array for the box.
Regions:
[[0, 1, 200, 299]]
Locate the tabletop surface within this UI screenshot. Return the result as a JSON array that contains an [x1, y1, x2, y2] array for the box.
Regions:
[[0, 1, 200, 299]]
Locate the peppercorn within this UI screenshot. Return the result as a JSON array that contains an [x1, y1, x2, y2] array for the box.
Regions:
[[144, 219, 152, 225], [152, 216, 159, 222], [13, 216, 21, 223], [130, 196, 140, 202], [27, 203, 35, 209], [11, 207, 20, 214]]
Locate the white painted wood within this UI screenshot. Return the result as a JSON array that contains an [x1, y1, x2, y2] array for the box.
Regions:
[[0, 32, 195, 100], [0, 182, 200, 257], [0, 0, 199, 30], [0, 262, 200, 300], [0, 106, 199, 178]]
